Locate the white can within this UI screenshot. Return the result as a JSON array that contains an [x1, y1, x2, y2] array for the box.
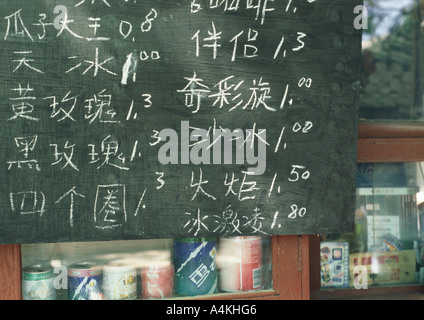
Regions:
[[102, 262, 137, 300]]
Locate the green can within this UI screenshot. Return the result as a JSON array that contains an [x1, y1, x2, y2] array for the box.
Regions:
[[22, 264, 56, 300], [173, 237, 217, 296]]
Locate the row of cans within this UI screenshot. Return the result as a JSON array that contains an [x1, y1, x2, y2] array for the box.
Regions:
[[22, 236, 266, 300], [22, 260, 173, 300], [174, 236, 265, 296]]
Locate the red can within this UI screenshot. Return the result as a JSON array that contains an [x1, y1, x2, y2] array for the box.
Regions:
[[141, 257, 174, 299], [218, 236, 263, 292]]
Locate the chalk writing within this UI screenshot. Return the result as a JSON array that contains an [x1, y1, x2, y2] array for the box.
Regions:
[[242, 207, 268, 235], [184, 208, 210, 236], [288, 204, 307, 219], [94, 184, 127, 229], [4, 9, 34, 41], [50, 141, 80, 171], [89, 136, 130, 171], [75, 0, 111, 7], [84, 89, 119, 124], [55, 186, 85, 227], [0, 0, 361, 243], [44, 92, 77, 122], [192, 26, 308, 61], [213, 205, 241, 236], [10, 191, 45, 216], [12, 51, 44, 74], [7, 136, 41, 171], [66, 48, 117, 76], [190, 169, 217, 201], [9, 83, 39, 121], [177, 72, 308, 113]]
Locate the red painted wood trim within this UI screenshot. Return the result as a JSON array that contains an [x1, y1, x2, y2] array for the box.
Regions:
[[0, 245, 21, 300]]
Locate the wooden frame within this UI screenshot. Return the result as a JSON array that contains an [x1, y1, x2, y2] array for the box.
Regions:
[[357, 121, 424, 163], [0, 244, 22, 300], [0, 235, 319, 300], [313, 121, 424, 300]]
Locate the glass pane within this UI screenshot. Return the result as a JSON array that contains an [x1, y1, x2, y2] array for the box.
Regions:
[[21, 236, 272, 300], [359, 0, 423, 120], [320, 163, 424, 290]]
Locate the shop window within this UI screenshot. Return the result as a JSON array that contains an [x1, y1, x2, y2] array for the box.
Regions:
[[320, 163, 424, 290], [319, 0, 424, 294], [20, 236, 272, 300], [360, 0, 423, 120]]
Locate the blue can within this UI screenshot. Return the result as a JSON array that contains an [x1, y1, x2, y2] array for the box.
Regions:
[[173, 238, 217, 296], [68, 262, 102, 300]]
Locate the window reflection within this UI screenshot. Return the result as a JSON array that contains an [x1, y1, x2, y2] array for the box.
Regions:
[[360, 0, 423, 120], [321, 163, 424, 289]]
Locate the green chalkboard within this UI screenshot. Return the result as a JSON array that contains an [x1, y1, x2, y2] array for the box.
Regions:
[[0, 0, 362, 244]]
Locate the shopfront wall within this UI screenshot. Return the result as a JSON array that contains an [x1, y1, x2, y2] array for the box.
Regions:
[[4, 0, 424, 301]]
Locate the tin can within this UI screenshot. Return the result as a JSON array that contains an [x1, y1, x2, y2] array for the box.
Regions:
[[22, 264, 56, 300], [141, 258, 174, 299], [102, 261, 137, 300], [173, 237, 217, 296], [218, 236, 263, 292], [68, 262, 102, 300]]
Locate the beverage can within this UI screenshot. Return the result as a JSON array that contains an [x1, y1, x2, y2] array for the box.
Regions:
[[68, 262, 102, 300], [102, 261, 137, 300], [141, 258, 174, 299], [173, 237, 217, 296], [218, 236, 263, 292], [22, 264, 56, 300]]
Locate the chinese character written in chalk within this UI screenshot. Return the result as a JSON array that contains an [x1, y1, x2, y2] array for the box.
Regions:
[[7, 135, 41, 171], [94, 184, 127, 229], [4, 9, 34, 41], [9, 83, 39, 121], [10, 191, 45, 216], [177, 72, 210, 114]]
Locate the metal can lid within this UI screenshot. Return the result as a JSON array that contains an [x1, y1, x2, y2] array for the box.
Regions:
[[103, 261, 136, 274], [175, 237, 216, 243], [69, 262, 98, 270], [68, 262, 101, 277], [22, 263, 53, 274], [22, 264, 54, 280], [220, 236, 263, 241], [141, 259, 173, 271]]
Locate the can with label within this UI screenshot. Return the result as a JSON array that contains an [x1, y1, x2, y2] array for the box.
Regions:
[[141, 258, 174, 299], [218, 236, 263, 292], [68, 262, 102, 300], [173, 237, 217, 296], [102, 261, 137, 300], [22, 264, 56, 300]]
